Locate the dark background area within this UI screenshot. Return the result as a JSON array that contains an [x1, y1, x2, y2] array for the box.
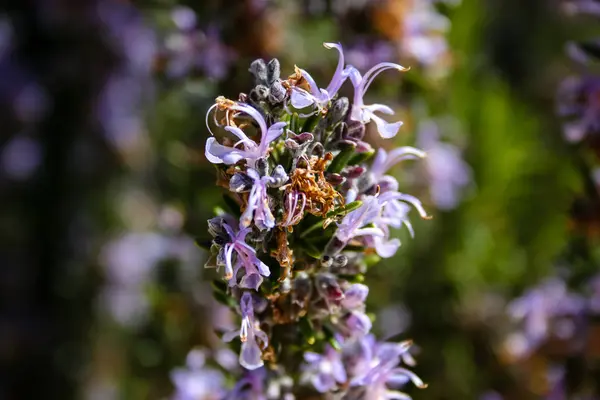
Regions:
[[0, 0, 599, 399]]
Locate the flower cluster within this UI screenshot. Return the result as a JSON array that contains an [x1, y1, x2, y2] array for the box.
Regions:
[[175, 42, 430, 398]]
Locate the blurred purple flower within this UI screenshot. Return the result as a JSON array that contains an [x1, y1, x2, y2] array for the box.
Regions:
[[417, 120, 472, 210], [205, 102, 286, 168], [171, 349, 226, 400], [557, 76, 600, 143], [1, 134, 41, 180], [344, 335, 426, 399], [100, 232, 198, 327], [402, 1, 450, 67], [223, 292, 269, 370], [346, 40, 396, 72], [348, 62, 409, 138], [302, 345, 347, 392], [96, 1, 156, 151], [166, 7, 236, 80], [341, 284, 372, 337], [507, 278, 586, 357], [224, 367, 267, 400], [589, 274, 600, 314]]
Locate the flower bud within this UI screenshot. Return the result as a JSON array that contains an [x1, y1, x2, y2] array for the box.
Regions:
[[266, 58, 281, 85], [230, 172, 254, 192], [268, 165, 289, 187], [327, 97, 349, 125], [269, 80, 286, 104], [249, 58, 268, 85]]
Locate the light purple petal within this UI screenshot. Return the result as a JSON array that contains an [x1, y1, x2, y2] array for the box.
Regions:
[[254, 330, 269, 348], [240, 292, 254, 317], [230, 102, 267, 137], [368, 111, 403, 139], [365, 103, 395, 115], [361, 62, 409, 95], [323, 42, 348, 97], [304, 352, 322, 363], [332, 359, 347, 383], [205, 137, 247, 164], [291, 88, 316, 109], [299, 69, 322, 98], [312, 373, 336, 393], [264, 121, 287, 144], [347, 311, 372, 335], [256, 261, 271, 277], [224, 125, 254, 146], [240, 339, 264, 370], [343, 284, 369, 310], [374, 236, 400, 258], [224, 244, 235, 279], [389, 367, 426, 388], [240, 185, 259, 227], [240, 273, 263, 290], [222, 329, 241, 343], [385, 390, 412, 400]]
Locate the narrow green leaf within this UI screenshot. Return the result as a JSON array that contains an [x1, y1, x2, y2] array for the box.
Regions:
[[347, 149, 376, 166], [325, 200, 362, 219], [302, 113, 321, 133], [327, 146, 356, 174], [290, 113, 300, 134], [301, 241, 322, 259]]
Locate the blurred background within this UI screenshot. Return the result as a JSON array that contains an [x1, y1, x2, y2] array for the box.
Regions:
[[1, 0, 599, 399]]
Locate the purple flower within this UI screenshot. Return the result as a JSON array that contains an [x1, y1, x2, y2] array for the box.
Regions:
[[348, 63, 409, 138], [401, 1, 450, 67], [507, 278, 586, 357], [290, 42, 350, 112], [170, 349, 226, 400], [215, 221, 271, 290], [341, 284, 372, 337], [282, 190, 307, 227], [345, 335, 426, 400], [224, 368, 267, 400], [335, 192, 427, 258], [346, 40, 396, 72], [589, 274, 600, 314], [205, 101, 286, 167], [335, 195, 385, 243], [238, 167, 288, 230], [557, 76, 600, 143], [302, 345, 347, 393], [166, 7, 236, 80], [370, 147, 427, 188], [223, 292, 269, 370], [417, 120, 472, 210]]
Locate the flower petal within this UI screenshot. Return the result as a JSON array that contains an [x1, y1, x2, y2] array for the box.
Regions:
[[240, 273, 263, 291], [205, 137, 247, 164], [291, 88, 317, 109], [342, 284, 369, 310], [222, 329, 241, 343], [256, 260, 271, 277], [368, 111, 403, 139], [374, 236, 401, 258], [332, 358, 348, 384], [304, 352, 322, 363], [239, 339, 264, 370], [264, 121, 287, 144]]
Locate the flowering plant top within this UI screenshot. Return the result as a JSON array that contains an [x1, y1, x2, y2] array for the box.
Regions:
[[182, 42, 430, 399]]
